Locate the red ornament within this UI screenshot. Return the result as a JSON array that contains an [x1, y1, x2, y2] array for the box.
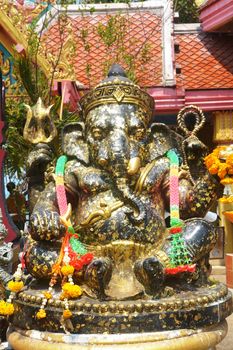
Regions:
[[165, 264, 196, 275], [169, 227, 182, 234], [80, 253, 94, 265]]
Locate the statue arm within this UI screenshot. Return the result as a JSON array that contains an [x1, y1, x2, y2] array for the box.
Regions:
[[26, 144, 54, 212], [162, 171, 222, 220], [179, 174, 222, 219], [29, 161, 79, 240]]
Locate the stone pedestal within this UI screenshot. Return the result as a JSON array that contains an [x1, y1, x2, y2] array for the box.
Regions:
[[7, 321, 228, 350], [6, 282, 232, 350]]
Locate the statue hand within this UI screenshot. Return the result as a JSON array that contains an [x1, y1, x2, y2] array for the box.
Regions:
[[26, 143, 53, 175], [29, 209, 65, 241], [184, 135, 207, 159]]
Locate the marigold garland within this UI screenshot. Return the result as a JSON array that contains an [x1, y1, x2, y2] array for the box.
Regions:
[[8, 280, 24, 293], [0, 300, 14, 316], [61, 265, 74, 276], [36, 309, 47, 319], [62, 283, 82, 299], [205, 146, 233, 203], [204, 146, 233, 180], [35, 155, 93, 320], [63, 309, 72, 319], [0, 263, 24, 317]]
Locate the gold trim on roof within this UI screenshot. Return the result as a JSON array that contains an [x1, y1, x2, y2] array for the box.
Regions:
[[0, 1, 76, 81]]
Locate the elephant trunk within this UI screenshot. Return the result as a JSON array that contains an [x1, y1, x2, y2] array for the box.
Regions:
[[107, 131, 130, 176], [116, 178, 146, 224], [127, 141, 141, 176]]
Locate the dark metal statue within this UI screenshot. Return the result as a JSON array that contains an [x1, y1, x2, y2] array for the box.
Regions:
[[9, 65, 231, 337], [25, 65, 219, 298]]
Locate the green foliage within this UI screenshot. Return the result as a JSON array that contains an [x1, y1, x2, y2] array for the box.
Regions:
[[95, 13, 152, 83], [14, 55, 50, 105], [4, 2, 153, 181], [4, 99, 32, 179], [175, 0, 199, 23], [4, 96, 80, 180]]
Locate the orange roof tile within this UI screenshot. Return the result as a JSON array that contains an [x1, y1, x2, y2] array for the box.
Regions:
[[42, 11, 163, 88], [175, 32, 233, 89]]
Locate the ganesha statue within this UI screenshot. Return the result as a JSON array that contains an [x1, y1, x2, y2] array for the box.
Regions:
[[5, 65, 232, 350]]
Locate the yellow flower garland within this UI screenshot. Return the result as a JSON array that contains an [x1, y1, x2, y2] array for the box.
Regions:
[[43, 291, 52, 300], [0, 300, 14, 316], [62, 283, 82, 299], [36, 309, 47, 319], [8, 281, 24, 293], [61, 265, 74, 276]]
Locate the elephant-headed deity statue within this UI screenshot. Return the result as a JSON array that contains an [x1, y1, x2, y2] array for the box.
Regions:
[[5, 65, 231, 338], [25, 64, 220, 297]]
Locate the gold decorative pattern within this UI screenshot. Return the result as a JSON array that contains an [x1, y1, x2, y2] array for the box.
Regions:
[[0, 1, 76, 83], [52, 34, 76, 81], [113, 87, 125, 102], [80, 78, 155, 118], [213, 111, 233, 144], [16, 283, 229, 313], [23, 98, 57, 144]]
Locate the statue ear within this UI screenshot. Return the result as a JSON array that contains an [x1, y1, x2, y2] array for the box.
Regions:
[[62, 122, 85, 138], [62, 122, 89, 164], [149, 123, 183, 160], [150, 123, 170, 135]]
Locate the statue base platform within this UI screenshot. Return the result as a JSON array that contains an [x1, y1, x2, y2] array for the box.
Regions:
[[7, 321, 228, 350], [7, 282, 232, 349], [9, 282, 232, 334]]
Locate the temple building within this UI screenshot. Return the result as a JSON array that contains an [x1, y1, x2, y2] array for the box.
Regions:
[[0, 0, 233, 257]]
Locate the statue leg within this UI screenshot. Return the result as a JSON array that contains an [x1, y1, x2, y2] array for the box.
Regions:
[[184, 254, 212, 286], [84, 257, 113, 300], [134, 257, 165, 298]]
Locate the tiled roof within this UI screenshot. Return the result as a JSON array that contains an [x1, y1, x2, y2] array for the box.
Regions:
[[175, 32, 233, 89], [42, 11, 163, 88]]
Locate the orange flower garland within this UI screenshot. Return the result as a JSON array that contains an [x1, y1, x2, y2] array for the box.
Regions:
[[63, 309, 72, 319], [205, 146, 233, 203], [204, 146, 233, 182]]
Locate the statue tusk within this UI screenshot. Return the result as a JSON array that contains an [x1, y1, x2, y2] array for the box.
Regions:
[[127, 157, 141, 176]]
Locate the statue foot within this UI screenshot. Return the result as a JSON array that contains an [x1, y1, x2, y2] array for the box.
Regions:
[[134, 257, 164, 298], [84, 258, 113, 300]]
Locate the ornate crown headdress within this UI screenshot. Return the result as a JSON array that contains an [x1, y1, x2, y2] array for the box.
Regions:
[[79, 64, 155, 121]]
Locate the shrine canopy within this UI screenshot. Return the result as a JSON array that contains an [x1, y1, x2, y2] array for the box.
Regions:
[[199, 0, 233, 32]]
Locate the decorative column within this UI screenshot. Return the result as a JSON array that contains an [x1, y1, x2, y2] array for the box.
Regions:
[[213, 111, 233, 254]]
